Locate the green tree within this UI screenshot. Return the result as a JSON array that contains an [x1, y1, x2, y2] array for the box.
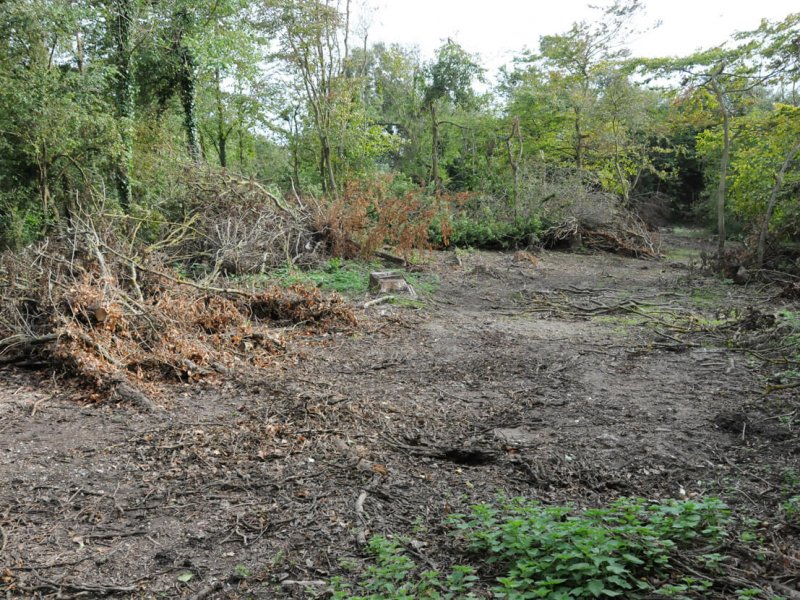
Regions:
[[423, 40, 483, 190], [0, 0, 117, 243], [269, 0, 353, 195], [532, 0, 647, 173]]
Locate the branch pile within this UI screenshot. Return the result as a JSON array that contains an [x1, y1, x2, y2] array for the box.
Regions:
[[178, 167, 322, 274], [0, 217, 355, 410], [539, 192, 661, 258]]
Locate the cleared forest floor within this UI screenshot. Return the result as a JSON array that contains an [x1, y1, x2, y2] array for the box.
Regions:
[[2, 230, 799, 598]]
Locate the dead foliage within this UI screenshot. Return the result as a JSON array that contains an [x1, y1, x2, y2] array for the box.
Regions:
[[780, 280, 800, 300], [0, 215, 355, 410], [314, 175, 451, 259]]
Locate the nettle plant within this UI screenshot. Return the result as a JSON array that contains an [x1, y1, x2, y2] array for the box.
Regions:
[[333, 496, 731, 600]]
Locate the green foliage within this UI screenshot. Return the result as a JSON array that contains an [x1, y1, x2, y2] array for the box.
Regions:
[[727, 105, 800, 236], [438, 214, 542, 250], [333, 497, 731, 600], [1, 0, 798, 259], [331, 536, 479, 600], [267, 259, 376, 296], [782, 496, 800, 527], [448, 496, 730, 599], [424, 41, 484, 108]]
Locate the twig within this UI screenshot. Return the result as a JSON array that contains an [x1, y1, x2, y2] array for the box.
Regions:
[[280, 580, 327, 589], [23, 577, 137, 596], [187, 580, 224, 600], [764, 380, 800, 393], [355, 489, 368, 546], [364, 295, 395, 309], [771, 581, 800, 600]]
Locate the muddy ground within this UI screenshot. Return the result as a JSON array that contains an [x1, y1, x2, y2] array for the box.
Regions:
[[1, 231, 799, 598]]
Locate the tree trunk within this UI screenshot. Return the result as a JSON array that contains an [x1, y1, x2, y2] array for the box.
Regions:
[[214, 67, 227, 168], [756, 139, 800, 268], [320, 134, 336, 195], [711, 78, 729, 257], [430, 102, 441, 190], [75, 28, 85, 75], [505, 116, 523, 222], [177, 10, 200, 163], [112, 0, 134, 211], [38, 148, 51, 223], [574, 107, 583, 173]]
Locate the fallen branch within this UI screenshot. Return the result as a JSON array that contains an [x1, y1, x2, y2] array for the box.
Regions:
[[355, 489, 369, 546], [21, 577, 137, 596], [364, 295, 395, 309], [187, 580, 224, 600]]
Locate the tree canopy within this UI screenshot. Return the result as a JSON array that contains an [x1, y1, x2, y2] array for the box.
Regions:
[[0, 1, 798, 262]]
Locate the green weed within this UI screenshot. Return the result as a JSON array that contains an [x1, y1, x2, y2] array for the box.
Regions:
[[333, 496, 732, 599], [331, 536, 479, 600], [665, 247, 701, 262], [782, 496, 800, 527]]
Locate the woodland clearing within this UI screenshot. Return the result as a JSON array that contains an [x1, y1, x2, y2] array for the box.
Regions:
[[1, 230, 799, 599]]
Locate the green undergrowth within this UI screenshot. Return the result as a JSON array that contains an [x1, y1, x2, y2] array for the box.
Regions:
[[665, 247, 702, 263], [671, 227, 710, 239], [331, 496, 748, 600], [431, 214, 542, 250], [250, 258, 440, 299]]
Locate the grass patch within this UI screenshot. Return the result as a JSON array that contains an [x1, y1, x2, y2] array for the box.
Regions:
[[263, 258, 377, 296], [404, 271, 440, 296], [671, 227, 710, 239], [248, 258, 440, 300], [665, 247, 702, 262], [688, 286, 730, 308], [595, 314, 648, 328], [389, 297, 427, 309]]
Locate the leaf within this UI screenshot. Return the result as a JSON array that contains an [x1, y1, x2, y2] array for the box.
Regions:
[[177, 572, 194, 583], [621, 553, 644, 565], [587, 579, 606, 597]]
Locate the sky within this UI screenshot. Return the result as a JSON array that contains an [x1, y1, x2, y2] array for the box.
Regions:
[[360, 0, 796, 74]]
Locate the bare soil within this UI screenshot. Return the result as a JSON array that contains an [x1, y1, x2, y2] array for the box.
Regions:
[[2, 232, 799, 598]]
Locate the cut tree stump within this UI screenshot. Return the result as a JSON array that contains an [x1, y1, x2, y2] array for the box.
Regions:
[[368, 271, 416, 297]]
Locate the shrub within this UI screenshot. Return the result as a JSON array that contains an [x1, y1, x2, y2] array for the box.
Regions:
[[333, 497, 731, 600], [316, 175, 449, 259], [449, 496, 729, 599]]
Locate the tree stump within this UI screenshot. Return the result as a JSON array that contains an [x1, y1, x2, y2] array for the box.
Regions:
[[368, 271, 416, 297]]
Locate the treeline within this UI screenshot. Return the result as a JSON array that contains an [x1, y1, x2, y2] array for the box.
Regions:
[[0, 0, 798, 264]]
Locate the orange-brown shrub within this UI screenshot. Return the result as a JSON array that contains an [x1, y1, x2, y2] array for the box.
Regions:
[[314, 175, 453, 259]]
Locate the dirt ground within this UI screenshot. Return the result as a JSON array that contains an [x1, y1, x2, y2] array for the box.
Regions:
[[1, 231, 799, 598]]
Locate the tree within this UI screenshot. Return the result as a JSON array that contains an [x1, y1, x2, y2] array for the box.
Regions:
[[0, 0, 117, 239], [423, 40, 482, 190], [532, 0, 647, 173], [594, 68, 661, 204], [269, 0, 353, 195], [109, 0, 135, 209], [643, 47, 769, 255]]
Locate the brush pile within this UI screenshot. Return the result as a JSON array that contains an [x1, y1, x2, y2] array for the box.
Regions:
[[539, 192, 661, 258], [0, 215, 355, 410], [178, 167, 323, 274]]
